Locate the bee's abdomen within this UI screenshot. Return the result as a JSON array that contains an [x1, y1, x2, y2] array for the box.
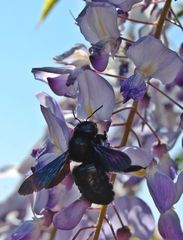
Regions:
[[73, 163, 114, 205]]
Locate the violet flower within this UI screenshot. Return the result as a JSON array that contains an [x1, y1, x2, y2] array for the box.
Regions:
[[76, 3, 121, 71], [121, 35, 183, 102]]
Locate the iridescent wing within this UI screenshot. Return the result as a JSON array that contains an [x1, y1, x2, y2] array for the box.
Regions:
[[18, 150, 70, 195], [92, 144, 131, 172]]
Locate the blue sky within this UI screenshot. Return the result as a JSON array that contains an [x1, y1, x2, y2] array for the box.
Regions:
[[0, 0, 85, 169]]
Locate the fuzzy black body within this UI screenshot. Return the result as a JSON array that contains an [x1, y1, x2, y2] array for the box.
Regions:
[[69, 122, 115, 204], [69, 121, 99, 163], [19, 121, 135, 205], [73, 163, 114, 205]]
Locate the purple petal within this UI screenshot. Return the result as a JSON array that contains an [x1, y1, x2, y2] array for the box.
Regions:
[[146, 169, 176, 213], [122, 146, 153, 168], [158, 156, 178, 180], [48, 74, 78, 98], [47, 75, 69, 96], [116, 226, 131, 240], [120, 73, 147, 102], [53, 198, 91, 230], [89, 44, 109, 71], [9, 221, 40, 240], [174, 69, 183, 87], [175, 171, 183, 203], [77, 69, 115, 121], [77, 4, 120, 44], [152, 142, 167, 158], [176, 89, 183, 101], [127, 35, 183, 83], [46, 188, 60, 209], [158, 209, 183, 240]]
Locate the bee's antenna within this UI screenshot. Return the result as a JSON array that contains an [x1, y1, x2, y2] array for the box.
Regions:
[[86, 105, 103, 121], [72, 110, 82, 123]]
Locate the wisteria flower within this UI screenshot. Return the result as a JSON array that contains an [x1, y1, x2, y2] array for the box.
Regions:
[[77, 3, 121, 71], [121, 35, 183, 101], [33, 67, 115, 121]]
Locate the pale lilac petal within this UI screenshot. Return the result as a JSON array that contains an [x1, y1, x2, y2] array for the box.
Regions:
[[35, 153, 57, 170], [127, 35, 183, 83], [36, 92, 70, 151], [55, 230, 73, 240], [158, 209, 183, 240], [77, 69, 115, 120], [53, 44, 90, 67], [33, 189, 49, 215], [32, 67, 73, 83], [77, 5, 120, 44], [93, 0, 142, 12], [0, 192, 29, 221], [122, 146, 153, 168], [146, 169, 176, 213], [53, 198, 91, 230], [175, 171, 183, 203], [9, 221, 40, 240], [114, 0, 142, 12], [112, 196, 155, 240]]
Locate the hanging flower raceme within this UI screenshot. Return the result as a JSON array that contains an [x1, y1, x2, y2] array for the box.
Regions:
[[120, 35, 183, 102]]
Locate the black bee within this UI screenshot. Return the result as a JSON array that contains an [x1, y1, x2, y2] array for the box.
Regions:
[[18, 106, 140, 204]]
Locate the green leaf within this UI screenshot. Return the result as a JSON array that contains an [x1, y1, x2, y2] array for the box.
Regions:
[[38, 0, 59, 25]]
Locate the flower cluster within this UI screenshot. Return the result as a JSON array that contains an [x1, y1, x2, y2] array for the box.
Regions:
[[1, 0, 183, 240]]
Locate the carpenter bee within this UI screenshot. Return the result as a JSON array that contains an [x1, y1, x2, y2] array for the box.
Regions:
[[18, 106, 141, 204]]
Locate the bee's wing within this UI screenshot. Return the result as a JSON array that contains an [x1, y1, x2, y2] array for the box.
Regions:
[[18, 150, 70, 195], [92, 144, 132, 172]]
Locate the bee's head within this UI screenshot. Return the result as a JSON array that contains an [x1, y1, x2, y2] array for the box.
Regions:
[[74, 121, 98, 136], [72, 105, 103, 136]]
